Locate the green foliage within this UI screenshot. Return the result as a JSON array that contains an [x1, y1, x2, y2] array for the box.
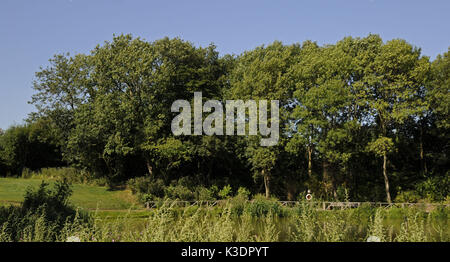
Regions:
[[367, 209, 386, 242], [195, 186, 215, 201], [127, 177, 166, 202], [21, 167, 106, 186], [415, 175, 450, 202], [127, 176, 240, 202], [237, 187, 251, 199], [0, 123, 63, 176], [218, 185, 233, 199], [428, 48, 450, 129], [367, 137, 395, 157], [0, 33, 443, 203], [291, 202, 318, 241], [245, 194, 284, 217], [0, 179, 91, 241], [395, 210, 427, 242], [396, 175, 450, 202], [127, 177, 164, 197], [165, 184, 195, 201], [395, 191, 421, 203], [1, 191, 449, 242]]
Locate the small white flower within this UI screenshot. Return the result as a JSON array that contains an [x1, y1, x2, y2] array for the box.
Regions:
[[367, 236, 381, 242], [66, 236, 81, 242]]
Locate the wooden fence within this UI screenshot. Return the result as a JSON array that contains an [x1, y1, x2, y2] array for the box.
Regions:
[[143, 200, 450, 210]]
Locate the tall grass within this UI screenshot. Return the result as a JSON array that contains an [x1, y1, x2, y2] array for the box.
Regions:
[[1, 198, 449, 242]]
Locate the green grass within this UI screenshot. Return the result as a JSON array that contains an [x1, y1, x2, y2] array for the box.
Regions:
[[0, 178, 139, 210]]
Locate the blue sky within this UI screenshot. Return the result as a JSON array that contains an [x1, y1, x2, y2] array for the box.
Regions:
[[1, 0, 449, 129]]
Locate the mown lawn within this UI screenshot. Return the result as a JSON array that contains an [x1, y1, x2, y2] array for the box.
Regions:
[[0, 177, 140, 210]]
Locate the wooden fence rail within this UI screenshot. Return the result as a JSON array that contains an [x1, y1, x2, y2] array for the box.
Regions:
[[143, 200, 450, 210]]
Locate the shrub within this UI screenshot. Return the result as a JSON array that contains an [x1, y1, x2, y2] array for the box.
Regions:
[[445, 196, 450, 205], [395, 210, 427, 242], [127, 176, 150, 195], [395, 190, 421, 203], [428, 205, 448, 220], [335, 185, 350, 202], [165, 184, 195, 201], [138, 193, 158, 203], [245, 194, 284, 217], [218, 185, 233, 199], [177, 177, 196, 189], [209, 185, 219, 198], [127, 177, 167, 203], [229, 194, 248, 217], [367, 209, 386, 242], [195, 186, 215, 201], [291, 202, 318, 241], [351, 203, 376, 222], [0, 179, 91, 241], [395, 175, 450, 203], [128, 177, 230, 202], [146, 179, 165, 198], [415, 175, 450, 202], [22, 180, 74, 218], [127, 177, 165, 197], [237, 187, 251, 199]]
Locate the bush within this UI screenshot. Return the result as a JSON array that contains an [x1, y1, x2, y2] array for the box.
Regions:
[[227, 187, 252, 216], [237, 187, 251, 199], [335, 185, 350, 202], [351, 203, 376, 222], [165, 184, 195, 201], [128, 177, 231, 202], [218, 185, 233, 199], [146, 179, 165, 198], [428, 205, 449, 220], [22, 180, 74, 218], [195, 186, 215, 201], [395, 190, 421, 203], [0, 179, 91, 241], [127, 177, 167, 203], [177, 177, 196, 189], [128, 176, 149, 194], [395, 174, 450, 203], [209, 185, 219, 198], [415, 175, 450, 202], [127, 177, 165, 196], [245, 194, 284, 217]]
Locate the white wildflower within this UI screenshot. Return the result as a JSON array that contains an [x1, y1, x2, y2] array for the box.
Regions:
[[66, 236, 81, 242], [366, 236, 381, 242]]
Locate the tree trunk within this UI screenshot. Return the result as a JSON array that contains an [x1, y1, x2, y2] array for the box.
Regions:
[[419, 125, 427, 175], [286, 180, 296, 201], [322, 160, 329, 195], [145, 158, 153, 178], [307, 145, 312, 177], [263, 170, 270, 198], [380, 118, 391, 204], [383, 153, 392, 203], [322, 160, 336, 199]]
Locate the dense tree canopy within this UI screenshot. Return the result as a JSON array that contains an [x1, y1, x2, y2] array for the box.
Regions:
[[0, 34, 448, 202]]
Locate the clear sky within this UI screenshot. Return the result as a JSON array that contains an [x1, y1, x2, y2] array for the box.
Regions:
[[1, 0, 449, 129]]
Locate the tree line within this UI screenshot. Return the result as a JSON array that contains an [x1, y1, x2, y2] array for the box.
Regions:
[[0, 34, 448, 202]]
